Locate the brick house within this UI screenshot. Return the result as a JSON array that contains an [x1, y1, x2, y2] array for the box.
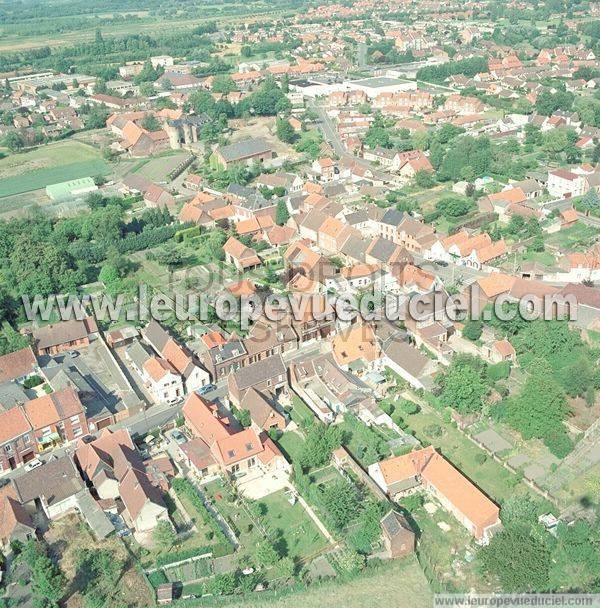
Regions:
[[182, 393, 289, 479], [0, 408, 35, 473], [239, 388, 287, 433], [32, 318, 99, 356], [23, 387, 89, 449]]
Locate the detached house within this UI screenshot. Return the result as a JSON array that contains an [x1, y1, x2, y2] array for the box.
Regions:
[[223, 236, 261, 271], [182, 393, 289, 481], [75, 428, 169, 533], [547, 169, 587, 199]]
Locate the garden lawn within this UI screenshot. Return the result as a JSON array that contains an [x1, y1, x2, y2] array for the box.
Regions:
[[403, 410, 530, 504], [545, 223, 599, 251], [204, 480, 328, 562], [277, 431, 305, 464]]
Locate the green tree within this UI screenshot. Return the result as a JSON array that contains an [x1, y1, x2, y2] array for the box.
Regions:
[[255, 541, 279, 567], [462, 319, 483, 341], [275, 198, 290, 225], [276, 117, 296, 143], [212, 75, 236, 94], [237, 408, 251, 428], [438, 354, 488, 414], [549, 521, 600, 591], [3, 131, 25, 152], [298, 423, 342, 471], [363, 112, 391, 148], [320, 480, 359, 531], [415, 169, 436, 188], [153, 520, 177, 552], [506, 359, 570, 456], [479, 525, 551, 592], [141, 113, 161, 131], [21, 541, 66, 608]]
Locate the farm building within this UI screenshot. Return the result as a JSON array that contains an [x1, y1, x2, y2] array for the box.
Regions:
[[45, 177, 98, 201]]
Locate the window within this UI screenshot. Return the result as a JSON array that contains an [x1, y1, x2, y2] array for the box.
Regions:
[[4, 444, 13, 453], [70, 415, 80, 423], [22, 434, 30, 445], [248, 457, 256, 468], [73, 427, 83, 438], [42, 426, 52, 436], [231, 463, 240, 473]]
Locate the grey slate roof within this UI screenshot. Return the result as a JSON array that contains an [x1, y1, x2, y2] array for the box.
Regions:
[[381, 208, 405, 227], [14, 455, 84, 506], [126, 340, 153, 370], [367, 237, 398, 263], [340, 234, 369, 263], [143, 320, 170, 354], [231, 354, 286, 391], [209, 339, 247, 364], [218, 137, 271, 162]]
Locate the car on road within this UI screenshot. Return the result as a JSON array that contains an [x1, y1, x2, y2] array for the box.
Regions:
[[433, 259, 449, 267], [171, 430, 187, 445], [197, 383, 216, 395], [24, 458, 43, 472]]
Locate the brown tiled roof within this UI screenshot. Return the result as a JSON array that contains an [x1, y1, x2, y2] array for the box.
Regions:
[[0, 347, 37, 383], [214, 427, 264, 466], [120, 467, 165, 521], [182, 393, 231, 445], [23, 387, 84, 430], [332, 324, 381, 367], [0, 407, 31, 445]]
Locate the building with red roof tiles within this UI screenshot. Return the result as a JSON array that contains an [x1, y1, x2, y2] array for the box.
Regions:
[[0, 407, 35, 472], [23, 387, 88, 448], [369, 447, 500, 541]]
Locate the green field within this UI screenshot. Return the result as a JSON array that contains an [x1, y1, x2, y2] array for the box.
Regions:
[[184, 556, 432, 608], [0, 141, 110, 198]]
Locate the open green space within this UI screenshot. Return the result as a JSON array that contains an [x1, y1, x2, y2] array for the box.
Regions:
[[545, 222, 600, 251], [0, 141, 109, 197]]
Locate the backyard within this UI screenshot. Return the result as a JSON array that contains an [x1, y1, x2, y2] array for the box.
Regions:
[[44, 514, 154, 608], [400, 401, 536, 505], [203, 480, 330, 564]]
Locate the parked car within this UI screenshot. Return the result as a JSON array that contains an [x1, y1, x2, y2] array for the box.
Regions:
[[24, 458, 43, 472], [171, 430, 187, 445], [433, 259, 449, 267], [197, 383, 216, 396]]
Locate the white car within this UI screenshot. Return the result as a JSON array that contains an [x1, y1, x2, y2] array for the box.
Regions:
[[24, 458, 43, 472]]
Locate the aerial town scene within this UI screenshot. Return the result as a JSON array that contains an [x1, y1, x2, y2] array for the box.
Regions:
[[0, 0, 599, 606]]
